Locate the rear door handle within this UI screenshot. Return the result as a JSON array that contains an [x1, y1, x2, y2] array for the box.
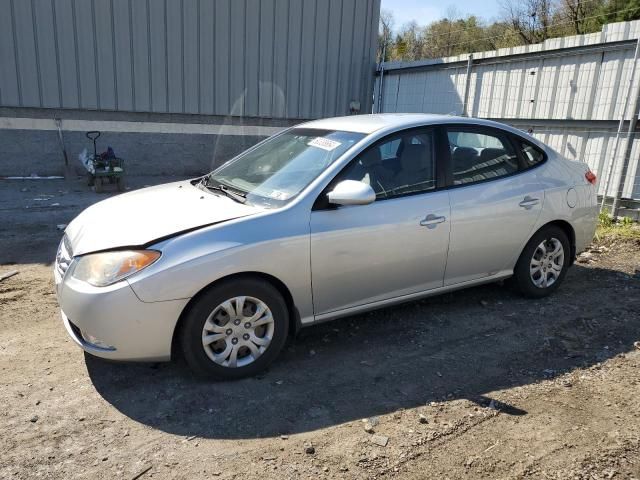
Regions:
[[519, 196, 540, 209], [420, 214, 446, 228]]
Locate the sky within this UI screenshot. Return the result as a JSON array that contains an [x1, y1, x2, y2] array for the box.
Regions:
[[380, 0, 502, 31]]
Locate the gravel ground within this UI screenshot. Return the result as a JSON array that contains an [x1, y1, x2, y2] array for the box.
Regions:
[[1, 177, 639, 479]]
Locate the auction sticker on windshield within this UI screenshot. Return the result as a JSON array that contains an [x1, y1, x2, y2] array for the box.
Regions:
[[308, 137, 342, 151]]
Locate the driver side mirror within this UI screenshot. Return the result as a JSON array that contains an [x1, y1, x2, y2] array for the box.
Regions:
[[327, 180, 376, 206]]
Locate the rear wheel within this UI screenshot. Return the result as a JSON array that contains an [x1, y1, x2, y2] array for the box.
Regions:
[[180, 278, 289, 379], [513, 226, 570, 298]]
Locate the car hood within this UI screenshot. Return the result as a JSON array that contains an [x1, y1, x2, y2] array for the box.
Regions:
[[65, 181, 262, 256]]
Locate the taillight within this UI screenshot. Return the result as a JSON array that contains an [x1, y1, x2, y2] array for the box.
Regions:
[[585, 170, 597, 185]]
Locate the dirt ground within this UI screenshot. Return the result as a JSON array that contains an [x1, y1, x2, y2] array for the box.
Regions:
[[1, 177, 639, 480]]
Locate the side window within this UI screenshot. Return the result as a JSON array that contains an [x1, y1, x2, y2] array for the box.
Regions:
[[516, 139, 546, 168], [338, 129, 436, 200], [448, 129, 518, 185]]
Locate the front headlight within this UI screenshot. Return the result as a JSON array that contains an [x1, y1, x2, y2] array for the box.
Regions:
[[71, 250, 161, 287]]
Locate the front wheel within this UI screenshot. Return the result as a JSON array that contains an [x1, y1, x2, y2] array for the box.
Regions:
[[180, 278, 289, 379], [512, 226, 570, 298]]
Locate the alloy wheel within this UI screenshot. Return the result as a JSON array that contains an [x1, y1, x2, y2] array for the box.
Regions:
[[529, 237, 565, 288]]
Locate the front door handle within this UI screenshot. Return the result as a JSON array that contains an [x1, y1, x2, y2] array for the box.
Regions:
[[519, 196, 540, 209], [420, 214, 446, 228]]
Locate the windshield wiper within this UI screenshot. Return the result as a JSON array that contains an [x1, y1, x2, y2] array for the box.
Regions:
[[205, 182, 247, 204]]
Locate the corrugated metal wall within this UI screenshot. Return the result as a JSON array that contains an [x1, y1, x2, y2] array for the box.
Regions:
[[374, 21, 640, 200], [0, 0, 380, 119], [376, 43, 640, 121]]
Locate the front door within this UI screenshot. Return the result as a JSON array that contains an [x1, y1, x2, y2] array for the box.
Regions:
[[310, 128, 451, 316]]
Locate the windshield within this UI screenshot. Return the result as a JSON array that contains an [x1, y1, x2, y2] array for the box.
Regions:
[[206, 128, 365, 207]]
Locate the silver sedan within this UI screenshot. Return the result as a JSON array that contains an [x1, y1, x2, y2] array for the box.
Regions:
[[55, 114, 598, 379]]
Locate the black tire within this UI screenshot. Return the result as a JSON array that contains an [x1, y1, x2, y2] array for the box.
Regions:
[[180, 278, 289, 379], [513, 225, 570, 298], [116, 176, 126, 192], [94, 177, 103, 193]]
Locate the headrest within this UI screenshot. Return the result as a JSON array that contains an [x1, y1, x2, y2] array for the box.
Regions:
[[400, 143, 429, 172], [451, 147, 477, 162], [360, 147, 382, 167], [480, 148, 507, 162]]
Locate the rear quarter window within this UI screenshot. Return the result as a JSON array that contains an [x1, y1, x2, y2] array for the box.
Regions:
[[514, 138, 546, 168]]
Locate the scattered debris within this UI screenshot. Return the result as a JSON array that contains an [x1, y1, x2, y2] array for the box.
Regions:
[[634, 341, 640, 350], [370, 434, 389, 447], [577, 252, 594, 263], [29, 415, 39, 423], [304, 442, 315, 454], [56, 224, 67, 231], [363, 416, 380, 427], [483, 442, 499, 453], [364, 422, 375, 433], [280, 435, 288, 440], [0, 270, 19, 282], [418, 414, 429, 424], [130, 465, 152, 480]]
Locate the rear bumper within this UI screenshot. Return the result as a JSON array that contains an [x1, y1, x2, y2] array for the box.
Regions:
[[574, 185, 599, 255], [57, 275, 189, 362]]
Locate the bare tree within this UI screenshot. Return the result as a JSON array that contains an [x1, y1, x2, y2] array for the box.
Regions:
[[563, 0, 587, 33], [556, 0, 605, 34], [395, 21, 423, 60], [378, 9, 395, 63], [501, 0, 553, 43]]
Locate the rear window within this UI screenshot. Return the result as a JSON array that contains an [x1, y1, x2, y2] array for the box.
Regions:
[[447, 129, 519, 185]]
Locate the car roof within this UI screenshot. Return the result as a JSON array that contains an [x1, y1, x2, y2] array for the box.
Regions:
[[299, 114, 537, 143]]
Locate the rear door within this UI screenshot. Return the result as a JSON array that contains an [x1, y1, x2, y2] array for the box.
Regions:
[[444, 126, 544, 286]]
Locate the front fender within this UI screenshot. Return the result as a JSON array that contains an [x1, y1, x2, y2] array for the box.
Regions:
[[126, 209, 315, 324]]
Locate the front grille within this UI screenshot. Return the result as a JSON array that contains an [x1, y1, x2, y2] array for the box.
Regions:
[[55, 235, 73, 278]]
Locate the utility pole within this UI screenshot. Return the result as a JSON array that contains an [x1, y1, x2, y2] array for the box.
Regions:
[[462, 54, 474, 117]]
